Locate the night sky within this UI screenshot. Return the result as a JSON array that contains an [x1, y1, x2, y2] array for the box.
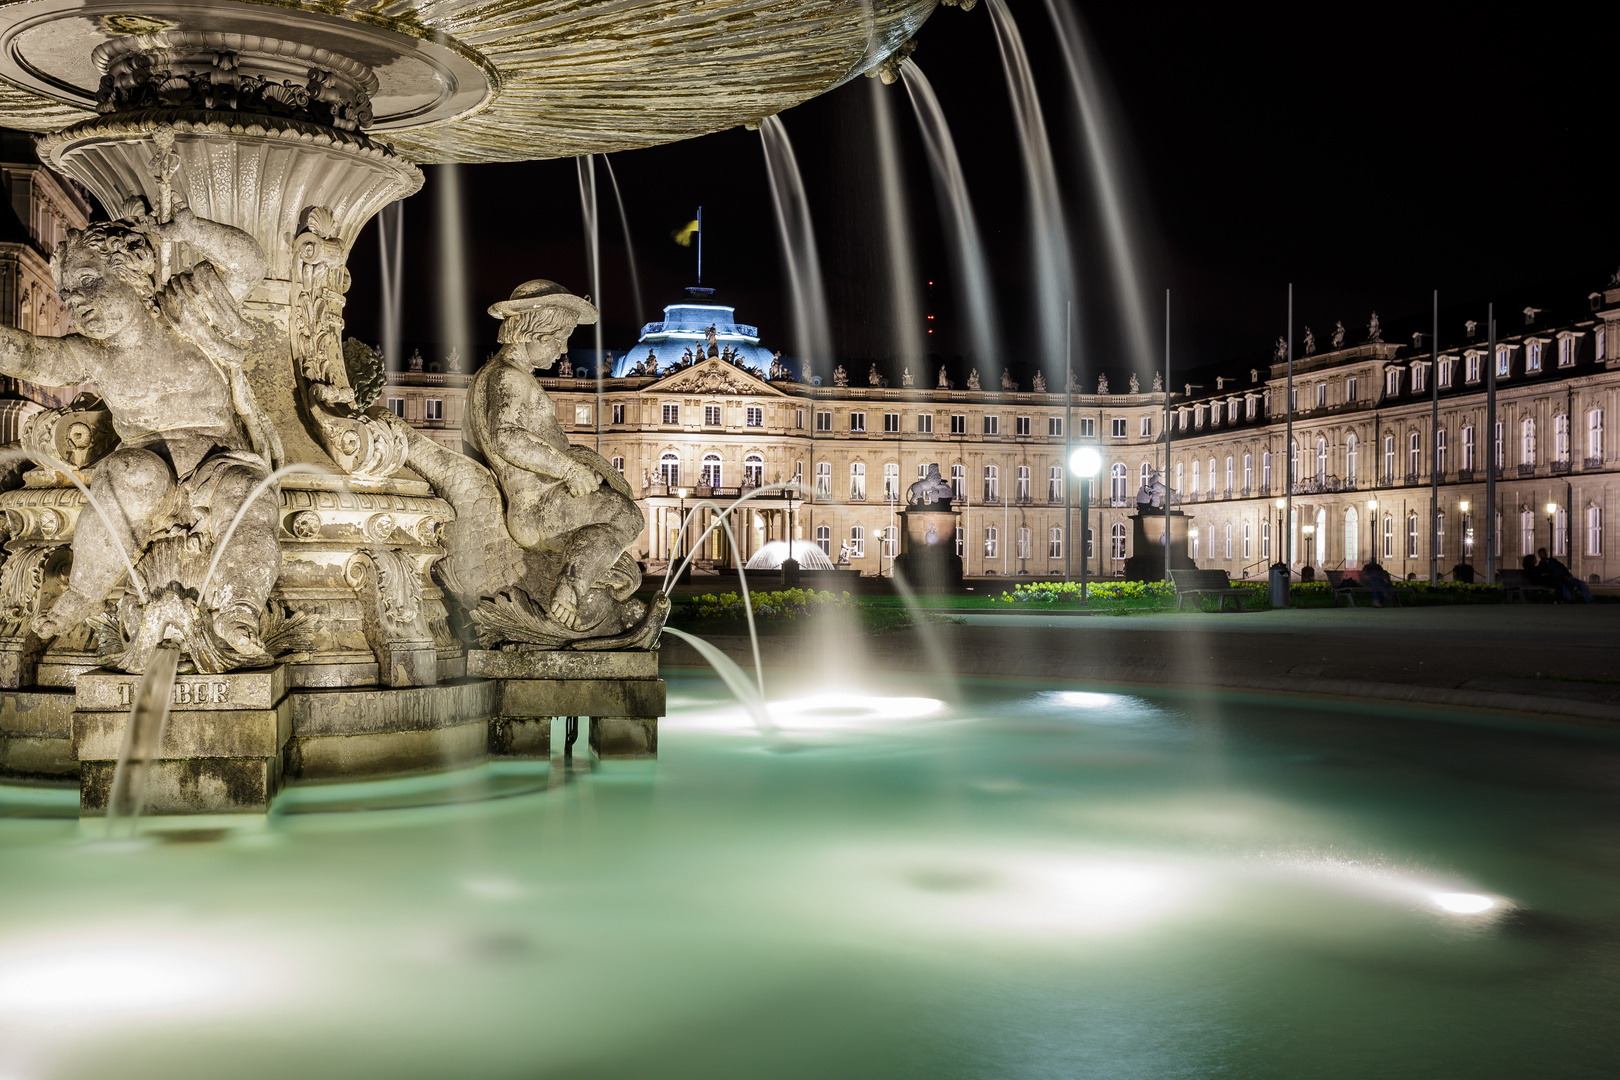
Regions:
[[343, 1, 1620, 379]]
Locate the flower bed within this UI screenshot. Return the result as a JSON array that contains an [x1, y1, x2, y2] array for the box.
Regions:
[[685, 589, 854, 622]]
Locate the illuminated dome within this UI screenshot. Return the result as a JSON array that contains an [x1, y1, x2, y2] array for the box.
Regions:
[[613, 288, 785, 378], [744, 540, 835, 571]]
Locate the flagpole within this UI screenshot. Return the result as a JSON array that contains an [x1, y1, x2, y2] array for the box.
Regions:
[[697, 205, 703, 285]]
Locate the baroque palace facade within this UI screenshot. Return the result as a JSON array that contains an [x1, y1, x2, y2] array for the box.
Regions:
[[384, 281, 1620, 584]]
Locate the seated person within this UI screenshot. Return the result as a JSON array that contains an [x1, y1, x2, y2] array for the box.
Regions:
[[1359, 560, 1395, 606], [1537, 547, 1594, 603]]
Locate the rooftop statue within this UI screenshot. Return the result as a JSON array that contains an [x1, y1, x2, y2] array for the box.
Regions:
[[1000, 370, 1016, 391], [1304, 326, 1316, 355], [1129, 372, 1140, 394], [869, 362, 883, 387], [405, 280, 664, 648], [1273, 337, 1287, 363], [768, 351, 789, 381], [445, 346, 462, 373], [1367, 311, 1382, 343], [902, 366, 914, 388], [1332, 321, 1346, 349], [1097, 373, 1109, 394], [1032, 371, 1046, 393], [833, 364, 849, 387], [408, 348, 424, 373], [704, 323, 719, 357], [967, 368, 981, 390], [0, 198, 285, 673], [1153, 371, 1163, 392], [907, 463, 954, 506], [937, 366, 950, 389], [1136, 466, 1166, 509]]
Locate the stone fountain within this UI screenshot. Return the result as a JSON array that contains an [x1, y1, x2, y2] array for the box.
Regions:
[[0, 0, 936, 813]]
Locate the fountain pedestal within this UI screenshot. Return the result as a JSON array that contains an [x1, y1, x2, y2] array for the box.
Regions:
[[472, 650, 664, 760], [72, 666, 289, 815], [893, 501, 963, 591]]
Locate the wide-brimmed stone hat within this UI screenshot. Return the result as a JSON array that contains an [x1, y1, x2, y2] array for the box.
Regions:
[[487, 279, 598, 324]]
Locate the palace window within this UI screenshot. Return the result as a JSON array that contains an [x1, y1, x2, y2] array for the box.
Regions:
[[850, 412, 866, 433], [1522, 418, 1536, 464], [1553, 509, 1567, 557], [1078, 417, 1095, 438], [1048, 466, 1064, 502], [1497, 348, 1510, 377], [1345, 434, 1358, 485], [427, 399, 445, 422], [850, 462, 866, 500], [1409, 431, 1420, 477], [704, 404, 721, 426], [1462, 425, 1475, 470], [956, 527, 965, 557], [611, 456, 624, 475], [663, 403, 681, 425], [386, 397, 404, 417], [743, 454, 764, 487], [746, 405, 763, 427], [1016, 527, 1031, 559], [815, 461, 831, 496], [1141, 416, 1153, 437], [983, 415, 1000, 436], [1559, 337, 1576, 367], [884, 412, 900, 433], [1527, 342, 1542, 372], [1243, 453, 1253, 490], [1345, 508, 1358, 564], [1290, 440, 1299, 486], [1521, 510, 1535, 557], [1085, 527, 1095, 559], [1439, 359, 1453, 388], [1383, 435, 1395, 482], [1191, 459, 1200, 492], [1262, 520, 1272, 560], [1111, 523, 1127, 560], [815, 410, 831, 432], [849, 525, 865, 558], [1590, 409, 1605, 462], [701, 453, 722, 488], [1141, 462, 1152, 492], [1227, 455, 1236, 492], [1316, 439, 1327, 481], [1111, 417, 1127, 438], [1466, 354, 1480, 382], [1016, 415, 1032, 436], [983, 464, 999, 502], [1289, 389, 1297, 413], [918, 413, 934, 434], [1598, 328, 1608, 361], [1262, 451, 1272, 490], [1048, 527, 1063, 559], [984, 525, 998, 558], [951, 464, 966, 501], [1247, 397, 1258, 419], [1176, 461, 1185, 494], [1383, 514, 1393, 559], [1385, 369, 1401, 397], [1242, 521, 1252, 559], [1495, 421, 1504, 469], [1048, 417, 1063, 436], [951, 414, 967, 435], [1316, 383, 1326, 408], [1555, 414, 1569, 462], [1409, 513, 1420, 558], [796, 409, 805, 429], [816, 524, 831, 555], [1111, 463, 1128, 502], [1224, 523, 1233, 560], [1590, 507, 1604, 555], [1436, 429, 1447, 475], [659, 451, 680, 486], [611, 403, 625, 425], [1346, 377, 1358, 402], [1435, 510, 1444, 558], [882, 526, 898, 560], [1207, 457, 1217, 494], [1016, 465, 1031, 502], [883, 462, 899, 500]]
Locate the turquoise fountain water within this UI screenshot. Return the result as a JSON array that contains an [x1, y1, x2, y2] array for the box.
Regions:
[[2, 675, 1616, 1078]]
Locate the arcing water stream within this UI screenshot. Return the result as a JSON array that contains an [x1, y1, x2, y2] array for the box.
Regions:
[[375, 201, 404, 367], [601, 155, 646, 330], [868, 77, 924, 368], [759, 116, 833, 374]]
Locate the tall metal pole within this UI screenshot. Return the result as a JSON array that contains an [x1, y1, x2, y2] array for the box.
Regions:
[[1430, 289, 1439, 582], [1064, 300, 1073, 583], [1485, 303, 1497, 585], [1080, 474, 1090, 601], [1285, 284, 1294, 568], [1164, 288, 1172, 585]]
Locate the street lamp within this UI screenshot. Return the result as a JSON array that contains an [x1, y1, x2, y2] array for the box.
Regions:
[[1366, 497, 1378, 565], [1274, 497, 1286, 565], [1189, 527, 1199, 562], [1069, 446, 1102, 601], [676, 486, 691, 565], [1547, 501, 1559, 555], [1460, 499, 1472, 563], [1302, 522, 1316, 571]]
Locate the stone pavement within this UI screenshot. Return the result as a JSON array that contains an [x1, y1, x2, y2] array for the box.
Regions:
[[660, 606, 1620, 726]]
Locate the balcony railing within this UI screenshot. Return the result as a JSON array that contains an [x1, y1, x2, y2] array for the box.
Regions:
[[1552, 460, 1571, 475], [1457, 468, 1474, 482], [1517, 464, 1536, 477], [1584, 456, 1605, 470], [1405, 472, 1422, 485]]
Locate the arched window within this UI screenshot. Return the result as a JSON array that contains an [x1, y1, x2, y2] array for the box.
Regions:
[[984, 525, 998, 557], [1016, 465, 1031, 502], [1462, 424, 1475, 471], [1110, 522, 1127, 560], [1223, 523, 1233, 559], [882, 525, 898, 559], [1521, 417, 1536, 464], [814, 461, 831, 495], [1345, 507, 1359, 564], [1408, 431, 1420, 477], [1242, 520, 1252, 559], [1408, 512, 1420, 558], [659, 451, 681, 486], [1140, 462, 1151, 492], [1243, 452, 1253, 492], [883, 462, 899, 500], [1110, 462, 1127, 501], [850, 462, 866, 500], [815, 524, 831, 555], [743, 453, 764, 487], [1262, 450, 1272, 491], [1016, 527, 1031, 559], [701, 452, 722, 488], [983, 464, 999, 502], [1207, 457, 1217, 494], [1048, 466, 1063, 502], [849, 525, 865, 558], [1345, 433, 1358, 485], [1315, 437, 1327, 481], [1434, 429, 1446, 476], [1383, 513, 1394, 559], [1048, 527, 1063, 558]]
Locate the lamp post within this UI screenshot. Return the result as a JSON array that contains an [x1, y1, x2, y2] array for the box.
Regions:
[[1547, 501, 1559, 556], [1189, 527, 1199, 563], [1069, 446, 1101, 601], [676, 486, 691, 567], [1302, 523, 1316, 573], [1274, 497, 1286, 563], [1460, 498, 1472, 565], [1366, 497, 1378, 566]]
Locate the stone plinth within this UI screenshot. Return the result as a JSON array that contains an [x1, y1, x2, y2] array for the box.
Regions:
[[1124, 509, 1196, 582], [72, 666, 290, 815], [0, 689, 75, 779], [472, 649, 664, 761], [892, 502, 962, 591], [283, 681, 497, 782]]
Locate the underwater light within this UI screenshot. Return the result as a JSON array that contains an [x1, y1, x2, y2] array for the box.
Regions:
[[768, 692, 945, 730], [1431, 892, 1496, 914]]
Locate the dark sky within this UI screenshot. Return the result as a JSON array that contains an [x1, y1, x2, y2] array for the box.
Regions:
[[345, 0, 1620, 377]]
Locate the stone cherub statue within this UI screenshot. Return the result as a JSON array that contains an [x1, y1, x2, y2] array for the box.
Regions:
[[405, 280, 664, 649], [1032, 371, 1046, 393], [907, 463, 955, 506], [0, 200, 285, 674]]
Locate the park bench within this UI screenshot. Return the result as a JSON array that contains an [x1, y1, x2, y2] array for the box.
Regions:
[[1324, 568, 1396, 607], [1170, 568, 1249, 612], [1497, 569, 1556, 604]]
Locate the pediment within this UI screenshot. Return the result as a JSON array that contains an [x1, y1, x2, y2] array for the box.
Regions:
[[646, 357, 786, 397]]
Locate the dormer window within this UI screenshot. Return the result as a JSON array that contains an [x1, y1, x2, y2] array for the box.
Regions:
[[1496, 348, 1511, 377], [1526, 341, 1542, 372], [1558, 336, 1576, 367], [1439, 357, 1454, 388], [1385, 369, 1401, 397], [1411, 364, 1425, 393], [1466, 353, 1480, 382]]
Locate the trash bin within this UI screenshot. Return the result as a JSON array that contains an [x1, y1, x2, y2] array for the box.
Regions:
[[1269, 561, 1291, 608]]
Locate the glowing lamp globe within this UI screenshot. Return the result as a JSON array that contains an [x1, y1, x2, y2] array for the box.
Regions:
[[1070, 446, 1102, 478]]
